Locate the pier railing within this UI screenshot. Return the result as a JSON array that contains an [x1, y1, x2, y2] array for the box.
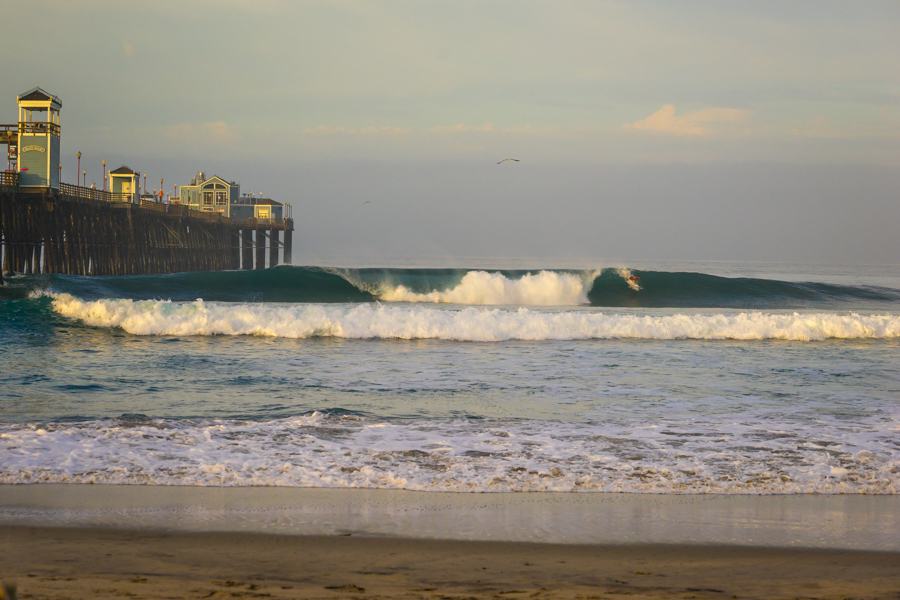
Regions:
[[19, 122, 60, 136], [1, 171, 18, 188], [139, 198, 166, 212], [12, 184, 293, 230], [60, 182, 111, 202], [229, 217, 288, 228], [0, 121, 61, 137], [255, 217, 287, 227], [58, 183, 134, 203]]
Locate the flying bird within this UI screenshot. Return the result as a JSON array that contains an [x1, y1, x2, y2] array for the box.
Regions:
[[497, 158, 520, 164], [364, 201, 371, 204]]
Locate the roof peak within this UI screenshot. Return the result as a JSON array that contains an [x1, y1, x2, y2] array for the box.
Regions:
[[18, 86, 61, 106]]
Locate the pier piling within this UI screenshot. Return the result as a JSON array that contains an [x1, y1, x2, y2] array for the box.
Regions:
[[1, 183, 293, 277], [269, 229, 279, 268], [255, 227, 266, 270]]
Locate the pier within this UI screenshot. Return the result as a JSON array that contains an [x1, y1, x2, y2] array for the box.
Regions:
[[0, 87, 293, 283]]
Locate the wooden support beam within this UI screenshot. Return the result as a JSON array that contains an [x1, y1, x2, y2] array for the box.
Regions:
[[283, 227, 292, 265], [269, 229, 279, 268], [242, 228, 253, 270], [255, 227, 266, 270]]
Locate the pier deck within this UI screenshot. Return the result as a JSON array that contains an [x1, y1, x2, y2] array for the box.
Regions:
[[0, 175, 293, 280]]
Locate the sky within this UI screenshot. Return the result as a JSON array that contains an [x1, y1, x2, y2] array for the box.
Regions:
[[2, 1, 899, 265]]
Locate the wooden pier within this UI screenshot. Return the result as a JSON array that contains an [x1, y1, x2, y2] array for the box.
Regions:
[[0, 174, 293, 281]]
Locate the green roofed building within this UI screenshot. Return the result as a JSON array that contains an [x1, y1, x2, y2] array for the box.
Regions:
[[178, 171, 239, 217]]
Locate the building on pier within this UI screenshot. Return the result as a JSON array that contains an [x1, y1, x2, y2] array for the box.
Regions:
[[231, 196, 284, 221], [178, 172, 239, 217], [15, 87, 61, 190], [108, 166, 140, 203]]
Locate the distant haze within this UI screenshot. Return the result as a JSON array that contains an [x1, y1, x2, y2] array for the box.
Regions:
[[2, 1, 898, 265]]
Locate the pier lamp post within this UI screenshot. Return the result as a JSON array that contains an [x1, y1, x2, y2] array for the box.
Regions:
[[82, 170, 86, 189], [102, 160, 106, 191], [77, 151, 81, 186], [59, 163, 62, 183], [143, 174, 147, 195]]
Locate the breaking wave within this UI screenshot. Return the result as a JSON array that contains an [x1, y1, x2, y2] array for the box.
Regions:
[[4, 265, 899, 309], [42, 292, 900, 341], [377, 270, 598, 305]]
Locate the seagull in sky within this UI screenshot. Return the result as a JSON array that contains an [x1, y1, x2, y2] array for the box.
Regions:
[[364, 201, 371, 204], [497, 158, 520, 164]]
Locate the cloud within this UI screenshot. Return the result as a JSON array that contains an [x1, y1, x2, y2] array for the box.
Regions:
[[359, 126, 413, 135], [625, 105, 750, 137], [163, 121, 240, 144], [301, 125, 412, 135], [429, 123, 496, 133], [302, 123, 560, 138], [502, 123, 559, 135], [302, 126, 350, 134], [123, 42, 135, 58]]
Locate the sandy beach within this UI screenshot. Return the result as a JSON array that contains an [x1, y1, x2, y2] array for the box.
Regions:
[[2, 486, 899, 599], [3, 525, 900, 600]]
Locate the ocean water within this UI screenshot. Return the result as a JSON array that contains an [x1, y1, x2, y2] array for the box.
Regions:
[[1, 262, 898, 494]]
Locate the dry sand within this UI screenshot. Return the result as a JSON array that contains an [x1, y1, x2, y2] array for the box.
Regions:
[[2, 525, 899, 600]]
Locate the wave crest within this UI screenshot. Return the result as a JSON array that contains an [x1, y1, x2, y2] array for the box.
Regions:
[[45, 292, 900, 341], [378, 270, 597, 305]]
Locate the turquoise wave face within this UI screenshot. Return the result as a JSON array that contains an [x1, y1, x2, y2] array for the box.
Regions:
[[1, 265, 899, 309], [0, 266, 375, 303], [585, 269, 900, 308]]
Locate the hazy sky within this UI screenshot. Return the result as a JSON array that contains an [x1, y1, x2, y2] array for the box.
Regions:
[[3, 1, 898, 265]]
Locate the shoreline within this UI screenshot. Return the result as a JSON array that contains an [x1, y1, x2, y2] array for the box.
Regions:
[[3, 525, 899, 600], [2, 484, 898, 551]]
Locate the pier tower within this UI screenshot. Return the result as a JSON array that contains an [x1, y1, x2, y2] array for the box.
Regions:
[[16, 87, 61, 190]]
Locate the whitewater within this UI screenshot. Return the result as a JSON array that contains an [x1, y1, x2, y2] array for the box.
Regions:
[[2, 411, 897, 493], [376, 269, 600, 304], [2, 263, 899, 495], [44, 292, 900, 341]]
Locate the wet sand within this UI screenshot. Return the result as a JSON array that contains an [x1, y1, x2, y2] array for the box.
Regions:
[[3, 525, 900, 600], [2, 485, 898, 550], [2, 486, 899, 598]]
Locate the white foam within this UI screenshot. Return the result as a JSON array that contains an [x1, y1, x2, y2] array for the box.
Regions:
[[1, 412, 896, 493], [45, 292, 900, 341], [378, 270, 598, 305]]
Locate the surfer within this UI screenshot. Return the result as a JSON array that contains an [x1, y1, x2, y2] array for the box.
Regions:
[[629, 276, 640, 283]]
